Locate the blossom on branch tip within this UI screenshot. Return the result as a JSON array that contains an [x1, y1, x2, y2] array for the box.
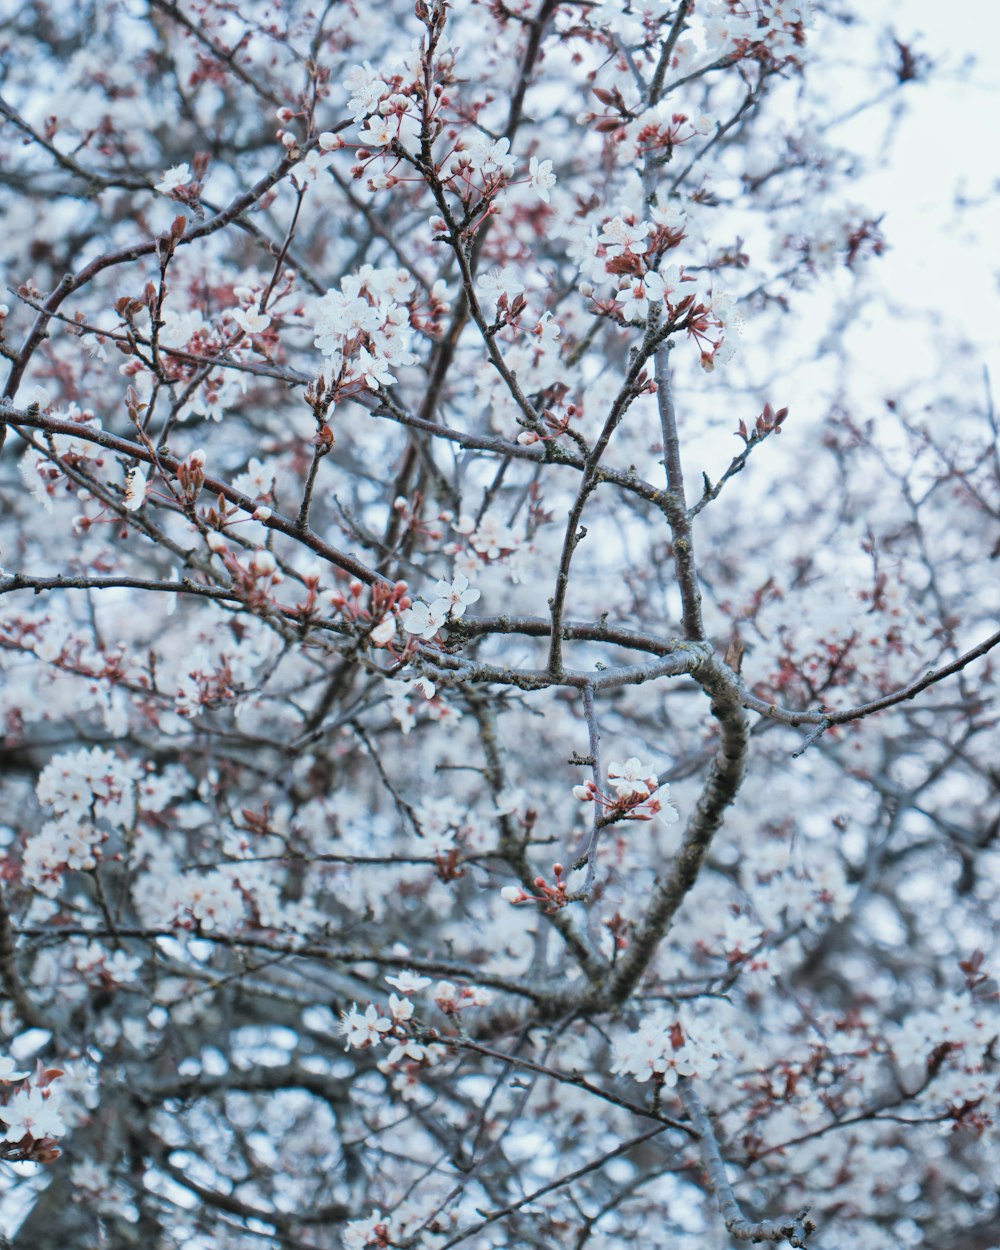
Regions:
[[467, 135, 515, 178], [388, 993, 414, 1023], [357, 116, 394, 148], [345, 61, 389, 122], [155, 164, 192, 194], [618, 271, 665, 321], [369, 616, 396, 646], [339, 1003, 392, 1050], [385, 970, 432, 993], [357, 346, 396, 390], [607, 757, 659, 801], [343, 1208, 393, 1250]]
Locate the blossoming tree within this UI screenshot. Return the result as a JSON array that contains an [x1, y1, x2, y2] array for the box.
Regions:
[[0, 1, 997, 1247]]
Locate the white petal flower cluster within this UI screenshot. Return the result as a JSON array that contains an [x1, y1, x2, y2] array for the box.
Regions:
[[462, 134, 516, 179], [888, 991, 996, 1070], [339, 1002, 393, 1049], [19, 405, 105, 513], [344, 61, 389, 122], [229, 307, 271, 336], [22, 817, 104, 896], [138, 870, 247, 934], [0, 1086, 67, 1142], [477, 266, 525, 305], [606, 757, 659, 801], [37, 747, 141, 826], [343, 1208, 394, 1249], [611, 1007, 721, 1086], [384, 676, 445, 734], [528, 155, 557, 202], [598, 214, 650, 258], [401, 573, 480, 640], [310, 265, 417, 392]]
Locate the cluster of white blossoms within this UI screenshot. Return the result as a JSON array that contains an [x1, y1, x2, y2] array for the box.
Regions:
[[342, 1198, 458, 1250], [611, 1006, 723, 1086], [591, 0, 812, 68], [339, 971, 493, 1058], [0, 1059, 67, 1147], [888, 991, 998, 1072], [22, 748, 141, 895], [400, 572, 480, 641], [574, 756, 680, 823], [310, 264, 419, 392], [22, 815, 104, 897]]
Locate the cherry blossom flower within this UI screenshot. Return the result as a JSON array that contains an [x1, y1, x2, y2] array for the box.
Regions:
[[599, 215, 650, 257], [528, 156, 557, 202], [155, 163, 191, 194], [345, 61, 389, 121], [1, 1087, 66, 1141], [123, 465, 147, 512], [384, 1038, 428, 1066], [618, 271, 665, 320], [430, 572, 480, 618], [385, 970, 432, 993], [400, 600, 448, 639], [370, 615, 396, 646], [339, 1003, 392, 1050], [358, 116, 394, 148], [469, 515, 519, 560], [722, 913, 765, 958], [477, 266, 525, 304], [229, 308, 271, 335], [651, 200, 687, 230], [606, 757, 659, 801], [433, 981, 460, 1011], [467, 135, 516, 178], [388, 993, 414, 1023], [357, 346, 396, 390]]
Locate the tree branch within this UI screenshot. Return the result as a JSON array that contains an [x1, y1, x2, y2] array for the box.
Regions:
[[681, 1079, 816, 1247]]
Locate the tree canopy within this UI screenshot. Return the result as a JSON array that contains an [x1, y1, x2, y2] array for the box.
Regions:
[[0, 2, 997, 1247]]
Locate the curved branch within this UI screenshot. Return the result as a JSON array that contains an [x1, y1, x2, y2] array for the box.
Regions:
[[681, 1080, 816, 1248], [600, 652, 749, 1006]]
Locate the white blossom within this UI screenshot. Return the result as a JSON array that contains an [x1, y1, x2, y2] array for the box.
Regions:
[[155, 163, 191, 194], [528, 156, 557, 202], [123, 465, 147, 512], [1, 1087, 66, 1141]]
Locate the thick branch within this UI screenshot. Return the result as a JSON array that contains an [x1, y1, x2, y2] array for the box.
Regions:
[[0, 884, 50, 1031], [654, 342, 704, 640], [601, 651, 748, 1005], [681, 1080, 816, 1247]]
